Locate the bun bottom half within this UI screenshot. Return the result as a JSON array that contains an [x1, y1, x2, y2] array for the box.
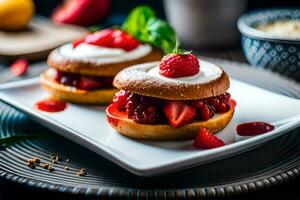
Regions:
[[41, 73, 118, 104], [106, 105, 234, 141]]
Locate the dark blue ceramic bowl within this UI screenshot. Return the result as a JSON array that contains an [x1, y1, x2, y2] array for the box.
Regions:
[[238, 9, 300, 82]]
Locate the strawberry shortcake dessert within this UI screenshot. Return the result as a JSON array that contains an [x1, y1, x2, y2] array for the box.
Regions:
[[106, 48, 234, 140], [41, 28, 163, 104]]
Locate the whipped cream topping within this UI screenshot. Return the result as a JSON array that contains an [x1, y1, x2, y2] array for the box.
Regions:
[[59, 43, 152, 64], [147, 60, 222, 84]]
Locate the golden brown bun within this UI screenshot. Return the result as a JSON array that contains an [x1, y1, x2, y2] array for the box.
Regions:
[[47, 47, 163, 76], [40, 72, 118, 104], [113, 61, 230, 100], [107, 106, 234, 141]]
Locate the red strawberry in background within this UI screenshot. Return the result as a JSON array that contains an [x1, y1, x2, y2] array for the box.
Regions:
[[159, 41, 200, 78], [52, 0, 111, 26], [193, 128, 225, 149]]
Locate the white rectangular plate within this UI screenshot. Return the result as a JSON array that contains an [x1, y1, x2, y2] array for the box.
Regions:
[[0, 78, 300, 176]]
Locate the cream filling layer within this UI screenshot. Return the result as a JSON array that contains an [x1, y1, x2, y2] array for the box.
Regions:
[[59, 43, 152, 64], [147, 60, 222, 84]]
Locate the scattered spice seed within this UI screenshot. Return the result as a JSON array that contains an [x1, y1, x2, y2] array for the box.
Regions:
[[77, 171, 86, 176], [40, 163, 49, 169], [27, 159, 35, 164], [51, 159, 59, 164], [27, 162, 36, 169], [26, 154, 87, 177], [55, 156, 60, 161], [32, 157, 40, 164], [47, 165, 54, 172], [50, 154, 57, 159], [76, 168, 87, 176]]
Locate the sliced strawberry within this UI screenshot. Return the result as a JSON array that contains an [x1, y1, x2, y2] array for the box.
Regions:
[[10, 59, 29, 77], [112, 34, 140, 51], [72, 37, 85, 48], [77, 76, 105, 90], [84, 29, 115, 47], [193, 128, 225, 149], [75, 29, 140, 51], [163, 101, 196, 128]]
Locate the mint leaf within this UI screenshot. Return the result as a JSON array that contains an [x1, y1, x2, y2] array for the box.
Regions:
[[144, 18, 176, 53], [122, 5, 177, 54], [122, 5, 155, 38]]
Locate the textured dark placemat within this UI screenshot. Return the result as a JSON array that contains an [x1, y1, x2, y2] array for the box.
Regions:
[[1, 58, 300, 199], [0, 100, 300, 199]]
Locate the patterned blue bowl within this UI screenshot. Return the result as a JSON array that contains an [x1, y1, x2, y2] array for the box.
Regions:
[[238, 9, 300, 82]]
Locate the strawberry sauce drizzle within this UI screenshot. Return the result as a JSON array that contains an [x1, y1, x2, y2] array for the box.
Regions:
[[35, 99, 67, 113], [236, 122, 275, 136]]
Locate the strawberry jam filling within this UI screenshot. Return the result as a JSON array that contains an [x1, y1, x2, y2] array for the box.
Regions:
[[110, 90, 232, 128], [72, 29, 140, 51], [53, 69, 113, 90]]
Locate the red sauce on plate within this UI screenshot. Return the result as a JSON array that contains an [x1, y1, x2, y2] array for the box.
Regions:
[[35, 99, 67, 113], [236, 122, 275, 136]]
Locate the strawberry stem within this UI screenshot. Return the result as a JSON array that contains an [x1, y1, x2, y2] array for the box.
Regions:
[[172, 40, 192, 55]]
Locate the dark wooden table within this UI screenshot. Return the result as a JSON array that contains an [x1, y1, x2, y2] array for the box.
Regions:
[[1, 49, 300, 199]]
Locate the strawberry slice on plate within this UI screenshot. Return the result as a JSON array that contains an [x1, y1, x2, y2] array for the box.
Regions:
[[193, 128, 225, 149], [10, 59, 29, 77], [163, 101, 196, 128]]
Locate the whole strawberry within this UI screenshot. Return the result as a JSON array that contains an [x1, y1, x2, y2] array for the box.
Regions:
[[159, 42, 200, 78]]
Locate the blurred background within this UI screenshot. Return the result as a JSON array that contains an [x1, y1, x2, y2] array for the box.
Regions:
[[0, 0, 299, 82], [25, 0, 300, 50], [34, 0, 299, 18]]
